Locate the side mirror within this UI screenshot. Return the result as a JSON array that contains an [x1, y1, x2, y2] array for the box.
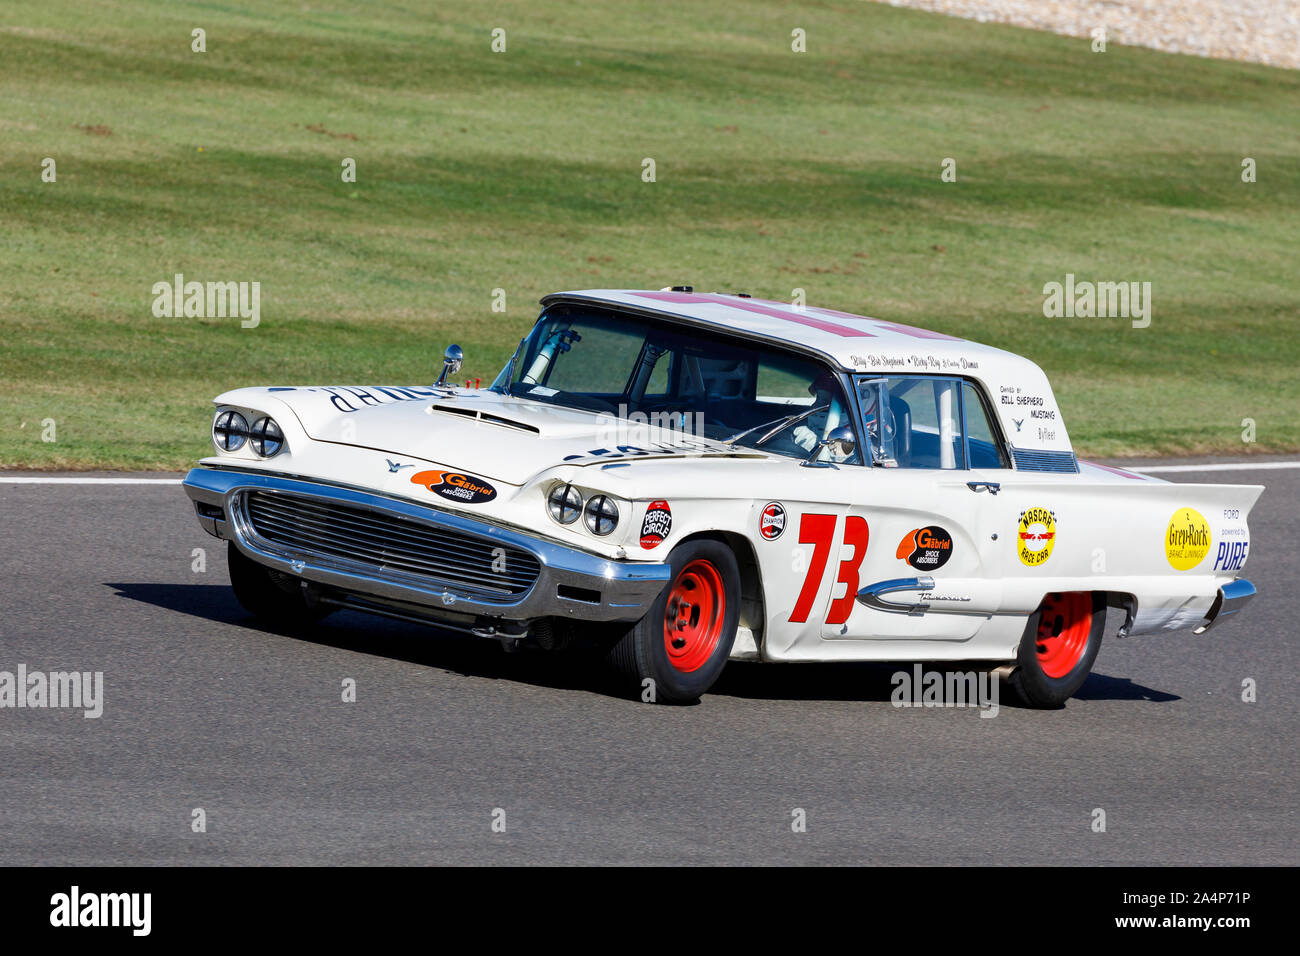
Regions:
[[821, 425, 856, 459], [801, 425, 856, 468], [436, 344, 463, 385]]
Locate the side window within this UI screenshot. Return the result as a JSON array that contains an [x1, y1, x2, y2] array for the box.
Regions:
[[879, 377, 963, 469], [858, 376, 1004, 470], [962, 383, 1008, 469]]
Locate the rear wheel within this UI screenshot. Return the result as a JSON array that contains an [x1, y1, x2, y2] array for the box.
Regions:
[[606, 539, 740, 704], [227, 542, 331, 631], [1008, 591, 1104, 708]]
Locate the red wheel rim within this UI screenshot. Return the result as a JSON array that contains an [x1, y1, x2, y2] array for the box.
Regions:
[[1036, 592, 1092, 679], [663, 559, 726, 673]]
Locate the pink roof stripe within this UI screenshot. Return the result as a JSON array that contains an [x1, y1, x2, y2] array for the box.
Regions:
[[807, 306, 960, 341], [631, 291, 876, 339]]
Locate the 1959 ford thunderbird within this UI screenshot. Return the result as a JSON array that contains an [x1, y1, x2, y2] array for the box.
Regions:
[[183, 289, 1260, 706]]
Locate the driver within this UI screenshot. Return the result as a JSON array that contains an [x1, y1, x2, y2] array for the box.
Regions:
[[791, 371, 850, 462]]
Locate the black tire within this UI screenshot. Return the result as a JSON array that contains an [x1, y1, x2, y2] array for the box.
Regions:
[[1008, 591, 1105, 708], [606, 538, 741, 704], [227, 542, 331, 631]]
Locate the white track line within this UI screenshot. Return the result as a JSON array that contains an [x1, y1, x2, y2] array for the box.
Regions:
[[0, 477, 183, 484], [1133, 461, 1300, 474]]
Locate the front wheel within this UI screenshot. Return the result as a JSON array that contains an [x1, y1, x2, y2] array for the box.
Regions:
[[1008, 591, 1105, 708], [227, 542, 331, 631], [606, 539, 741, 704]]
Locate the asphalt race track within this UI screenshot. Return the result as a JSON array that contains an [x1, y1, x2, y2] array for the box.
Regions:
[[2, 460, 1295, 865]]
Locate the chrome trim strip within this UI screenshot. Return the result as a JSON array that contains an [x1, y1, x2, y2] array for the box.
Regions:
[[182, 467, 671, 623], [1194, 578, 1256, 634], [855, 576, 936, 616]]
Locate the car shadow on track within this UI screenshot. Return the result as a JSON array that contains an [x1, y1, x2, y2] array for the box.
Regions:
[[106, 581, 622, 696], [108, 582, 249, 625], [1071, 673, 1180, 703], [107, 582, 1182, 706]]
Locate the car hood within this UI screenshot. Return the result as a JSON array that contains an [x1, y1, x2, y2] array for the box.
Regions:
[[217, 385, 767, 485]]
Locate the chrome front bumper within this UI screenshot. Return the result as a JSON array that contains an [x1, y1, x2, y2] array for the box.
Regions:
[[182, 467, 670, 626]]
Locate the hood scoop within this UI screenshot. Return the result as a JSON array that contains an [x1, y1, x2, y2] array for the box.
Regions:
[[429, 404, 541, 434]]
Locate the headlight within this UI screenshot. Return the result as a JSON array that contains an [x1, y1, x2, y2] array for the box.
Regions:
[[547, 483, 583, 524], [249, 417, 284, 457], [583, 494, 619, 536], [213, 411, 248, 452]]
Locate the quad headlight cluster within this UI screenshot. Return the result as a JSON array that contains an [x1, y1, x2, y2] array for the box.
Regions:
[[546, 483, 619, 536], [248, 416, 284, 457], [212, 410, 284, 458]]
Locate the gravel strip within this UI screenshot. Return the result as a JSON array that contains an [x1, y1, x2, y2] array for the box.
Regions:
[[875, 0, 1300, 70]]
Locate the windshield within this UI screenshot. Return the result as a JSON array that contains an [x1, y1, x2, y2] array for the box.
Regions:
[[495, 305, 859, 462]]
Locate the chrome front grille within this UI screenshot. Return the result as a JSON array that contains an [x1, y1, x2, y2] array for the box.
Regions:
[[241, 490, 540, 598]]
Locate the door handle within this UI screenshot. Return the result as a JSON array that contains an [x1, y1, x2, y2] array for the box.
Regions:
[[967, 481, 1000, 495], [856, 576, 935, 616]]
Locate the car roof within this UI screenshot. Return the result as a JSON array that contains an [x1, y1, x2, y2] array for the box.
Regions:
[[540, 289, 1079, 467], [540, 289, 1014, 374]]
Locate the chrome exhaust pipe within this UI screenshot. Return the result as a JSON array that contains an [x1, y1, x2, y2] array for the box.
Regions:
[[1194, 579, 1256, 635]]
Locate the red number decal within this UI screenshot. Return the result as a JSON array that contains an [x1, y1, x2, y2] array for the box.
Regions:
[[790, 513, 837, 623], [826, 516, 870, 626]]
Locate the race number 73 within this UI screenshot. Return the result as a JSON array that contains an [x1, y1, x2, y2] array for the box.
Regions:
[[790, 513, 869, 626]]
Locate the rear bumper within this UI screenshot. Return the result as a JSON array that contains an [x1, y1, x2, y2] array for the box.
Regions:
[[182, 467, 670, 626], [1194, 578, 1257, 635]]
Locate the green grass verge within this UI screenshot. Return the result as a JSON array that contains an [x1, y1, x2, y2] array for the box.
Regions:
[[2, 0, 1297, 468]]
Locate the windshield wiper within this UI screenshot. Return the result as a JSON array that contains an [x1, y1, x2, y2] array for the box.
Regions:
[[492, 337, 525, 396], [722, 404, 829, 448]]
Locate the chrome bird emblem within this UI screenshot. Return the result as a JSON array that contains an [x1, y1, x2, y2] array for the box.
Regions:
[[386, 459, 414, 473]]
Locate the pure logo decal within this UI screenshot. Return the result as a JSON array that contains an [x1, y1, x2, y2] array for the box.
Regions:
[[1165, 507, 1211, 570], [410, 470, 497, 504], [896, 526, 953, 570], [1017, 507, 1056, 567], [759, 502, 786, 540], [1213, 539, 1249, 571], [640, 500, 672, 549]]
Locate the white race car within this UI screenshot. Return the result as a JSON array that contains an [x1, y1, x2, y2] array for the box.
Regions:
[[184, 289, 1260, 706]]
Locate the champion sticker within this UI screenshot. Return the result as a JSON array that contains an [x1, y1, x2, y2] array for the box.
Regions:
[[759, 502, 786, 540], [896, 526, 954, 570], [640, 500, 672, 550], [410, 470, 498, 504]]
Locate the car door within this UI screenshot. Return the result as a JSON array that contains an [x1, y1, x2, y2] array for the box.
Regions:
[[817, 375, 1007, 641]]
